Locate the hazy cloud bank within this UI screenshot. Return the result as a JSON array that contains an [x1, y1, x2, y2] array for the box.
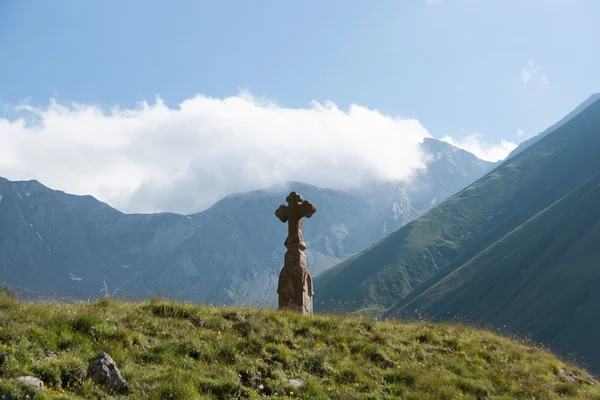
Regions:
[[0, 92, 436, 214], [441, 133, 517, 162]]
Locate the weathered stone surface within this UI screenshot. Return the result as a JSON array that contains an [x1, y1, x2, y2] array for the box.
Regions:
[[15, 376, 44, 391], [275, 192, 316, 315], [288, 377, 306, 389], [559, 368, 597, 386], [559, 369, 578, 384], [44, 350, 58, 360], [87, 352, 128, 394]]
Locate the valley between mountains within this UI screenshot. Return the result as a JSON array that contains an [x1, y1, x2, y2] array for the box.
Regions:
[[0, 138, 494, 308]]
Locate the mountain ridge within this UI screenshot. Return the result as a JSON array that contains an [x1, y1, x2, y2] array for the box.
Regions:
[[506, 92, 600, 159], [313, 94, 600, 372], [385, 97, 600, 373], [314, 93, 600, 315], [0, 138, 497, 307]]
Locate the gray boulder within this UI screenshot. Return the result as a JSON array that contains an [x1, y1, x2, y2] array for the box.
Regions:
[[16, 376, 44, 391], [87, 352, 128, 394]]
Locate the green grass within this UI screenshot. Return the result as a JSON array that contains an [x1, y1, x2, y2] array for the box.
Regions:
[[0, 293, 598, 399]]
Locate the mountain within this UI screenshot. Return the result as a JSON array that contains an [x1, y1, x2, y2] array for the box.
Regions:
[[314, 94, 600, 316], [0, 139, 495, 307], [506, 92, 600, 159], [0, 180, 407, 306], [314, 95, 600, 371], [408, 137, 499, 212], [387, 98, 600, 372]]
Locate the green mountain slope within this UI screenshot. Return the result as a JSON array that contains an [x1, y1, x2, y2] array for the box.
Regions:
[[388, 163, 600, 373], [314, 95, 600, 317], [0, 291, 599, 399]]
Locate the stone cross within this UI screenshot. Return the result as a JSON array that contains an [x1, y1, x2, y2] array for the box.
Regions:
[[275, 191, 316, 315]]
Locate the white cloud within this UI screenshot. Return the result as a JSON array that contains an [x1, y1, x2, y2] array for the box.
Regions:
[[521, 60, 539, 83], [441, 133, 517, 162], [0, 92, 432, 214], [516, 128, 535, 141], [521, 60, 549, 85]]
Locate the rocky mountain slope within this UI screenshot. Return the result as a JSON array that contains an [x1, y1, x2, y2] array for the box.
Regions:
[[0, 139, 495, 307], [314, 94, 600, 372]]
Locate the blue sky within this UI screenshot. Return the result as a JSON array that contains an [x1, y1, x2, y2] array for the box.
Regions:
[[2, 0, 599, 141], [0, 0, 599, 213]]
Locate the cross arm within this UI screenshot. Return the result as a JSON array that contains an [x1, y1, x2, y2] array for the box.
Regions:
[[275, 205, 289, 223], [299, 200, 317, 219]]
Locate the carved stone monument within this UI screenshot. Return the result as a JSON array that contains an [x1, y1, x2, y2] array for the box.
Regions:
[[275, 191, 317, 315]]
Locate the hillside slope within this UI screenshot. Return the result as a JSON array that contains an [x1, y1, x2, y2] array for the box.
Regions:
[[389, 163, 600, 373], [387, 122, 600, 374], [314, 94, 600, 315], [0, 292, 598, 399]]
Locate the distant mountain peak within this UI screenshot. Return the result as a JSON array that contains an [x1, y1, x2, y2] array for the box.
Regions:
[[0, 140, 495, 308], [421, 137, 457, 151], [420, 137, 498, 167]]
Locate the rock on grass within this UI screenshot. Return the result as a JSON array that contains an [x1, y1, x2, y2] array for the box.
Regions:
[[15, 376, 44, 391], [87, 352, 128, 394]]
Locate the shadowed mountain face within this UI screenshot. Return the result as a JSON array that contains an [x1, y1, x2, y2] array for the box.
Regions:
[[314, 95, 600, 372], [0, 139, 495, 307]]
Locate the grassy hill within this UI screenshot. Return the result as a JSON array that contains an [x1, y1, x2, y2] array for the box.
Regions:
[[313, 95, 600, 317], [0, 292, 599, 399], [388, 148, 600, 372]]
